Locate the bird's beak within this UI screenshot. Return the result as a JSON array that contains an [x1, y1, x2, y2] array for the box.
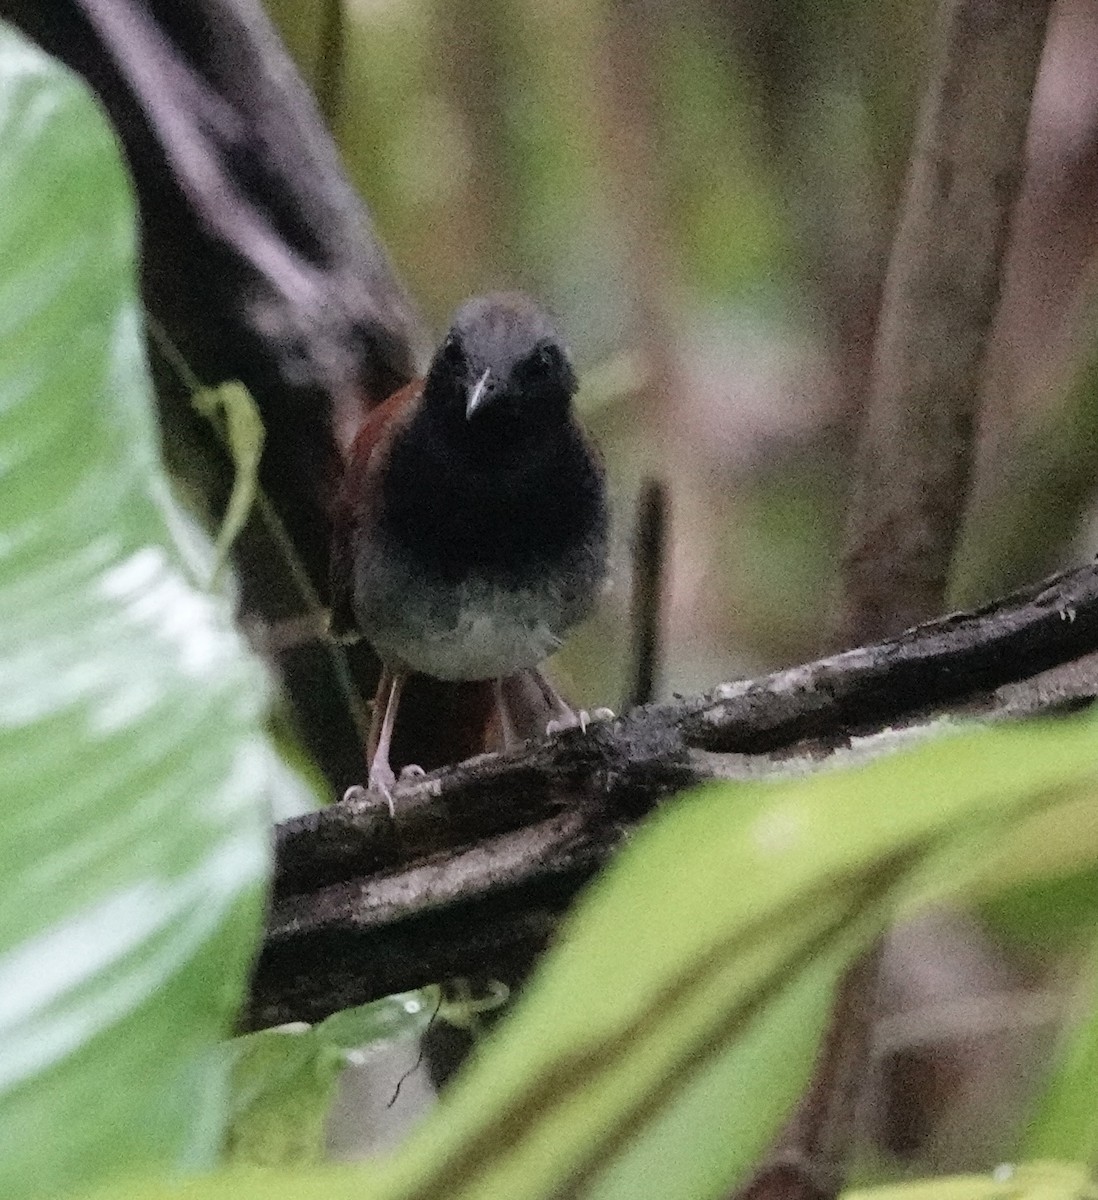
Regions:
[[466, 368, 493, 420]]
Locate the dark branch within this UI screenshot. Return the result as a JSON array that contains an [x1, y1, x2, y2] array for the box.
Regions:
[[245, 559, 1098, 1031], [0, 0, 428, 789]]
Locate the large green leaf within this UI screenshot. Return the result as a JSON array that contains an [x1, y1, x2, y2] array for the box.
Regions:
[[77, 714, 1098, 1200], [0, 23, 276, 1199], [368, 719, 1098, 1200], [80, 1162, 1098, 1200]]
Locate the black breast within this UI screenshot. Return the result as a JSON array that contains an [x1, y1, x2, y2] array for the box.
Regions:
[[379, 420, 607, 587]]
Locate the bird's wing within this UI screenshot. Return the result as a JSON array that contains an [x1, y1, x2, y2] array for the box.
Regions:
[[328, 380, 421, 638]]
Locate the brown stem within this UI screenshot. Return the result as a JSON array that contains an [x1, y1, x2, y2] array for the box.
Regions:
[[836, 0, 1053, 648], [734, 950, 882, 1200], [627, 478, 668, 709]]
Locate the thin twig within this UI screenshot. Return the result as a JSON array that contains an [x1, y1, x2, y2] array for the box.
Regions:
[[627, 478, 668, 709], [147, 317, 371, 745]]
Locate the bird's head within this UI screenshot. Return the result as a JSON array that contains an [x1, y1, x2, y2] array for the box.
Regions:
[[421, 292, 578, 461]]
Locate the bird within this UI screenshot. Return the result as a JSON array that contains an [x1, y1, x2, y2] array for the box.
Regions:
[[329, 291, 610, 804]]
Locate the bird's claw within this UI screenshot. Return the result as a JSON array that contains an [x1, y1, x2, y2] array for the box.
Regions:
[[343, 762, 425, 818], [341, 779, 395, 818], [340, 758, 427, 816], [546, 706, 615, 737], [340, 762, 402, 817]]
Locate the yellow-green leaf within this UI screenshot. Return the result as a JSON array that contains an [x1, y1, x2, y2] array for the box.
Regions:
[[191, 381, 265, 584], [226, 992, 438, 1167], [844, 1161, 1096, 1200]]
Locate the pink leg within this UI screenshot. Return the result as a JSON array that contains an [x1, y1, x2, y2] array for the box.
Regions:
[[368, 668, 405, 813], [494, 677, 523, 750], [528, 667, 614, 735]]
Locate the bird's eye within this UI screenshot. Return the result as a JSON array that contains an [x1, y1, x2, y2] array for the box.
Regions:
[[525, 343, 558, 379], [440, 334, 465, 369]]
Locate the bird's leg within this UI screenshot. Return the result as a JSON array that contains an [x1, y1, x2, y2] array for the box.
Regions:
[[494, 677, 524, 750], [366, 666, 392, 767], [367, 667, 406, 814], [529, 667, 614, 736]]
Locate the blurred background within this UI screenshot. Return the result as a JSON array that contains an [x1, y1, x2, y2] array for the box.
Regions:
[[250, 0, 1098, 1174], [263, 0, 1098, 713]]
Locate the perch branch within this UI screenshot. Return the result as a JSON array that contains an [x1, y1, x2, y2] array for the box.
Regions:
[[245, 559, 1098, 1031]]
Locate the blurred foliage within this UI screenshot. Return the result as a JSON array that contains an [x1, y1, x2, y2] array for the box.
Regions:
[[1023, 937, 1098, 1168], [226, 992, 438, 1165], [0, 23, 291, 1200], [263, 0, 1098, 699], [845, 1162, 1098, 1200], [951, 301, 1098, 609], [79, 1161, 1098, 1200]]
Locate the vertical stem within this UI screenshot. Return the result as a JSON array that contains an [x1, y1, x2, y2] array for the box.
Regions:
[[315, 0, 344, 130], [747, 4, 1054, 1197], [628, 478, 668, 709], [835, 0, 1052, 648], [732, 950, 881, 1200]]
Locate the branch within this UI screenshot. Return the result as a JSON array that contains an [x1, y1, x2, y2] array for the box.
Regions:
[[245, 559, 1098, 1031], [0, 0, 426, 788], [835, 0, 1052, 647]]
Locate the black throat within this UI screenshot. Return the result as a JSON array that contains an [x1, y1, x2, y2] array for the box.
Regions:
[[379, 408, 606, 587]]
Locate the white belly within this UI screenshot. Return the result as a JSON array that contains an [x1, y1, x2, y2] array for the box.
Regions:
[[362, 578, 567, 681]]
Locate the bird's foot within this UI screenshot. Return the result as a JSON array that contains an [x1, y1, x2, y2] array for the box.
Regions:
[[341, 762, 424, 818], [376, 763, 427, 816], [546, 705, 615, 736], [368, 758, 397, 816]]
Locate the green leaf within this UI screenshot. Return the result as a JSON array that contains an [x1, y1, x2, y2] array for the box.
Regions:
[[1023, 938, 1098, 1166], [74, 1161, 1098, 1200], [980, 868, 1098, 954], [73, 715, 1098, 1200], [191, 382, 265, 586], [0, 23, 279, 1199], [975, 786, 1098, 953], [225, 992, 438, 1166], [371, 720, 1098, 1200], [843, 1161, 1096, 1199]]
